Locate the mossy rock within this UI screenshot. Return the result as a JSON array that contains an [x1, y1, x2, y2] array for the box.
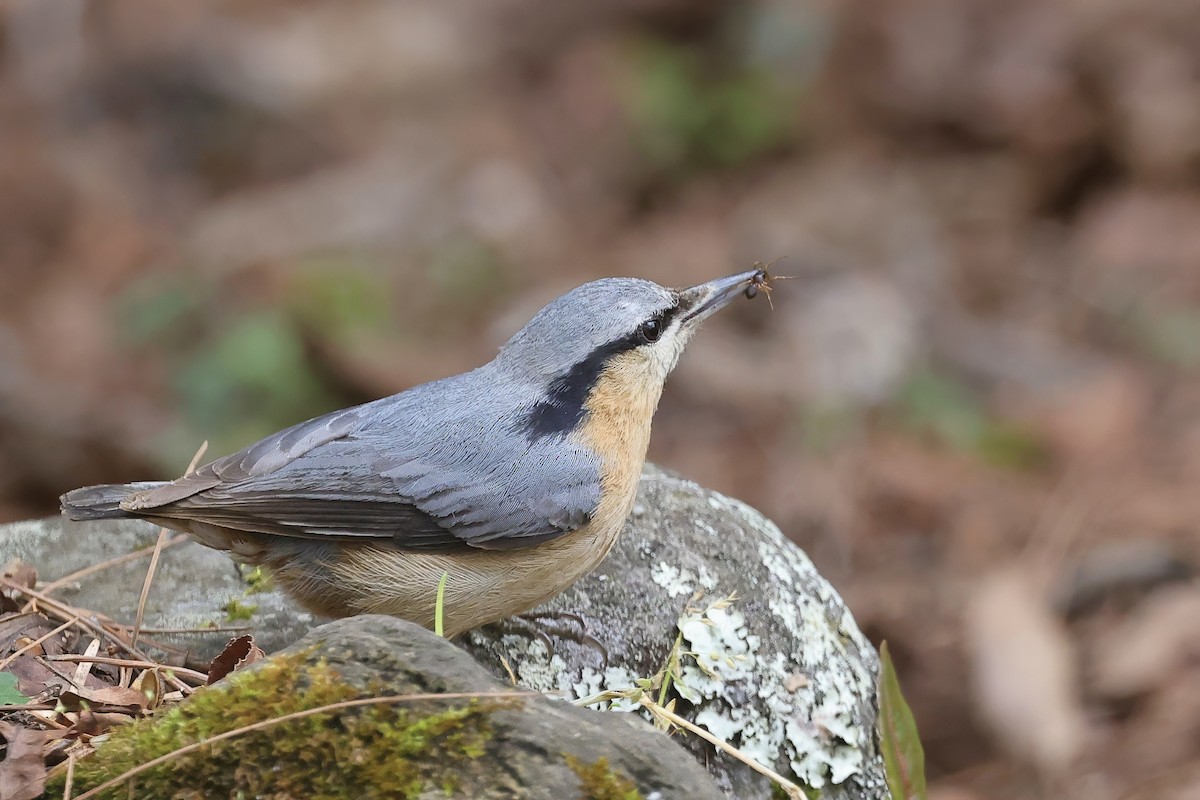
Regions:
[[53, 616, 724, 799]]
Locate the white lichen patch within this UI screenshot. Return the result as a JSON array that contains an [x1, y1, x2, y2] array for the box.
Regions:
[[672, 490, 879, 791], [677, 604, 752, 702], [696, 564, 718, 591], [651, 562, 690, 597], [651, 562, 720, 597], [571, 664, 641, 712]]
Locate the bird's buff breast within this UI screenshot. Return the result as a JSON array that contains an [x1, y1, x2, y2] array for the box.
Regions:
[[279, 353, 661, 637]]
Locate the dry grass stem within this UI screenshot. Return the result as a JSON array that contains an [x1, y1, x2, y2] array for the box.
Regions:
[[639, 698, 806, 799], [0, 577, 191, 695], [131, 441, 208, 648], [63, 754, 76, 800], [43, 655, 207, 685], [118, 624, 249, 635]]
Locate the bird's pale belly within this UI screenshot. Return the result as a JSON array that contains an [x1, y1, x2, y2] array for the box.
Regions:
[[262, 490, 631, 638], [335, 520, 625, 637]]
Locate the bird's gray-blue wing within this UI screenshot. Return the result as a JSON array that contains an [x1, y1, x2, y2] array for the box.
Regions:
[[123, 398, 601, 551]]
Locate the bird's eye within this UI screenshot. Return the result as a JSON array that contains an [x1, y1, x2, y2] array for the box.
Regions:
[[639, 317, 664, 343]]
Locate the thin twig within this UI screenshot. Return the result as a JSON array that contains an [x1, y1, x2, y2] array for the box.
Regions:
[[29, 537, 186, 603], [43, 656, 208, 685], [0, 616, 80, 671], [63, 754, 76, 800], [72, 690, 532, 800], [0, 578, 191, 695], [132, 441, 207, 648], [130, 529, 170, 650], [29, 712, 68, 731], [639, 698, 806, 799], [0, 701, 166, 716], [113, 624, 250, 635]]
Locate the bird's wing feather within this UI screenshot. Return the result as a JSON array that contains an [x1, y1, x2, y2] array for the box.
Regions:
[[126, 392, 601, 551]]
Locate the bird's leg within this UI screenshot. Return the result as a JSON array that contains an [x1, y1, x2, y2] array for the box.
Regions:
[[490, 615, 559, 660], [512, 611, 609, 669]]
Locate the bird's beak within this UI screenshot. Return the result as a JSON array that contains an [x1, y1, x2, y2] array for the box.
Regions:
[[678, 269, 761, 325]]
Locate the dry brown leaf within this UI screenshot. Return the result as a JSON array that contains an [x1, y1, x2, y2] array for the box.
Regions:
[[965, 567, 1086, 779], [207, 635, 266, 685], [0, 562, 36, 592], [0, 618, 50, 661], [73, 709, 137, 737], [58, 685, 149, 713], [1092, 586, 1200, 699], [132, 668, 162, 710], [0, 721, 46, 800]]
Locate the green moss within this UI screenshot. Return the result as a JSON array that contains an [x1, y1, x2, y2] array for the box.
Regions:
[[241, 564, 275, 594], [566, 755, 643, 800], [51, 651, 497, 799], [221, 598, 257, 621]]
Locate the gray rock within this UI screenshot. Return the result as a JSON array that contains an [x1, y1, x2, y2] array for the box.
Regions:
[[464, 466, 889, 800], [0, 465, 888, 798], [0, 516, 313, 662], [69, 615, 726, 799]]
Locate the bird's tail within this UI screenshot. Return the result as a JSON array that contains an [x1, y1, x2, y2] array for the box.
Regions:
[[60, 482, 166, 521]]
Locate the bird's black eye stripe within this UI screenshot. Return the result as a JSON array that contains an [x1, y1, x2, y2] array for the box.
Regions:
[[519, 301, 681, 440]]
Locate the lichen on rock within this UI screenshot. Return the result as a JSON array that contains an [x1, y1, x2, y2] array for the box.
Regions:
[[465, 466, 890, 799]]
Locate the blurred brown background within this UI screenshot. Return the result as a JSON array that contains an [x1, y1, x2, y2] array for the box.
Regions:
[[2, 0, 1199, 797]]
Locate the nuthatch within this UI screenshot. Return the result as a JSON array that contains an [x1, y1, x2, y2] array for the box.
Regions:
[[62, 269, 764, 637]]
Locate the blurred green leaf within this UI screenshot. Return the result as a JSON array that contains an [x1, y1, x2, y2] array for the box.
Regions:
[[427, 238, 510, 305], [115, 272, 213, 347], [286, 253, 390, 339], [622, 36, 794, 176], [896, 368, 1046, 470], [0, 671, 30, 705], [797, 402, 861, 455], [878, 641, 927, 800], [169, 310, 337, 459], [898, 368, 983, 450], [974, 422, 1047, 471]]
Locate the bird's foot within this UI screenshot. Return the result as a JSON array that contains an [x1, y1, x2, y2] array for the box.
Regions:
[[503, 611, 609, 669]]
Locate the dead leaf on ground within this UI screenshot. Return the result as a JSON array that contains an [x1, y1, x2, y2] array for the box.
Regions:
[[0, 721, 46, 800], [132, 668, 162, 710], [965, 567, 1086, 780], [0, 617, 49, 660], [0, 563, 36, 593], [58, 685, 150, 713], [1092, 586, 1200, 699], [207, 634, 265, 685], [74, 708, 138, 737]]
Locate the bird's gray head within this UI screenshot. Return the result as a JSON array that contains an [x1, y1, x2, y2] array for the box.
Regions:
[[496, 270, 761, 439]]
